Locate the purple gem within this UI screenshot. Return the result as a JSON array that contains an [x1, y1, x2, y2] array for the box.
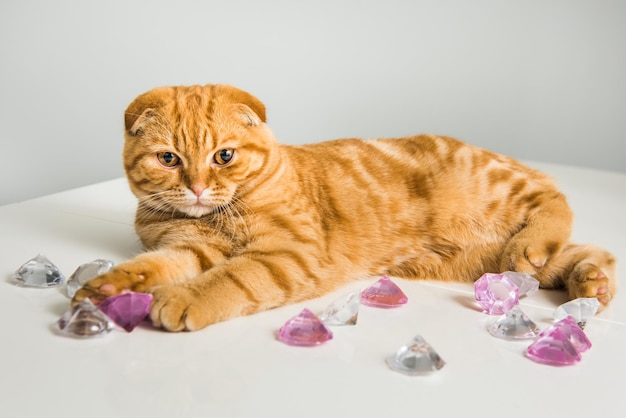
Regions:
[[526, 328, 582, 366], [278, 308, 333, 346], [98, 292, 153, 332], [546, 316, 592, 353], [474, 273, 519, 315], [360, 276, 408, 308], [526, 316, 592, 366]]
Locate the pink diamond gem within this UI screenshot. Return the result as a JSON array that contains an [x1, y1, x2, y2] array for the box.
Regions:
[[526, 327, 582, 366], [278, 308, 333, 346], [98, 292, 153, 332], [547, 316, 592, 353], [526, 316, 592, 366], [474, 273, 519, 315], [360, 276, 408, 308]]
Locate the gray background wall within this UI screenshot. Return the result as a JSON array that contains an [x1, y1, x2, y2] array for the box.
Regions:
[[1, 0, 625, 206]]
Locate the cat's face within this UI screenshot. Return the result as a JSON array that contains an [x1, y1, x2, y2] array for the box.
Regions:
[[123, 85, 275, 218]]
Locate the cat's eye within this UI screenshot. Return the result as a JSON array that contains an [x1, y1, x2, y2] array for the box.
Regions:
[[214, 148, 235, 166], [156, 152, 181, 168]]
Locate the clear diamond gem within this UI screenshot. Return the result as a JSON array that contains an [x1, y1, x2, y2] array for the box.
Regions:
[[360, 276, 408, 308], [66, 259, 114, 298], [487, 306, 540, 340], [319, 291, 360, 325], [57, 299, 114, 338], [386, 335, 446, 375], [98, 292, 153, 332], [278, 308, 333, 346], [14, 254, 66, 288], [502, 271, 539, 297], [554, 298, 601, 329], [474, 273, 519, 315]]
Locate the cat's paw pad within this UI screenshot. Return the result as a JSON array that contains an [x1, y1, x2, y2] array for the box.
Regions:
[[71, 268, 148, 307], [568, 264, 616, 311], [150, 286, 206, 332]]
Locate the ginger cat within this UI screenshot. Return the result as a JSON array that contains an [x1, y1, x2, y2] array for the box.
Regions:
[[73, 84, 617, 331]]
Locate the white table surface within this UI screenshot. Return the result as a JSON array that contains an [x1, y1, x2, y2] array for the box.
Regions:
[[1, 161, 625, 418]]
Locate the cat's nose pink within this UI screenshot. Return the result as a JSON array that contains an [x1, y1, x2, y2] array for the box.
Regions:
[[191, 184, 206, 197]]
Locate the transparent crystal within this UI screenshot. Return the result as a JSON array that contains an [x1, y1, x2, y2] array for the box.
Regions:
[[319, 291, 360, 325], [487, 306, 540, 340], [98, 292, 153, 332], [278, 308, 333, 346], [360, 276, 408, 308], [386, 335, 446, 375], [66, 259, 114, 298], [13, 254, 65, 288], [474, 273, 519, 315], [502, 271, 539, 297], [554, 298, 601, 329], [57, 299, 114, 338]]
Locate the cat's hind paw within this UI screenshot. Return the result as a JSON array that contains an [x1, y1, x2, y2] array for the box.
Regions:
[[568, 263, 617, 311]]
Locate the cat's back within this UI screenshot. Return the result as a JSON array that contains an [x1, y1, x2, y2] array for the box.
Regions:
[[284, 134, 545, 186]]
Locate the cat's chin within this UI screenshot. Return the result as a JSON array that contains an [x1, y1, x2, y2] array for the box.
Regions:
[[179, 203, 214, 218]]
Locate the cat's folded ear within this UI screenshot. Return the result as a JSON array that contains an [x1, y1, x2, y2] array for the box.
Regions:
[[124, 87, 172, 135], [217, 85, 267, 126]]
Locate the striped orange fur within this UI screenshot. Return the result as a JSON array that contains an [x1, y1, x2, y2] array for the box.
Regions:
[[73, 84, 617, 331]]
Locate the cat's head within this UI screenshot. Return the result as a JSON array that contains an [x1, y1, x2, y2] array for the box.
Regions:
[[123, 84, 277, 218]]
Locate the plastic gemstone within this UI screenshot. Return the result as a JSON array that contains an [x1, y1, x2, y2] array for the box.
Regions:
[[474, 273, 519, 315], [554, 298, 601, 329], [549, 316, 592, 353], [526, 316, 592, 366], [319, 291, 360, 325], [487, 306, 540, 340], [526, 328, 581, 366], [386, 335, 446, 375], [98, 292, 153, 332], [278, 308, 333, 346], [502, 271, 539, 297], [13, 254, 65, 288], [57, 299, 114, 338], [66, 259, 114, 298], [360, 276, 408, 308]]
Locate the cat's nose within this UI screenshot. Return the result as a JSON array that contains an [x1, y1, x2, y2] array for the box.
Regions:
[[190, 184, 206, 197]]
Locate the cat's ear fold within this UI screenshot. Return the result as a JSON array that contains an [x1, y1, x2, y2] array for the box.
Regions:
[[124, 88, 170, 135], [217, 85, 267, 126], [235, 104, 265, 127]]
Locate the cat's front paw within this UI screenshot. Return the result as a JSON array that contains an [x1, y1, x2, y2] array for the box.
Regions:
[[71, 266, 151, 307], [150, 286, 209, 332]]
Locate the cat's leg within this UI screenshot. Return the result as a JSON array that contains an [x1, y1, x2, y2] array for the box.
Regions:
[[72, 245, 226, 305], [527, 243, 617, 310], [498, 192, 617, 309], [148, 252, 329, 331], [499, 192, 573, 282]]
